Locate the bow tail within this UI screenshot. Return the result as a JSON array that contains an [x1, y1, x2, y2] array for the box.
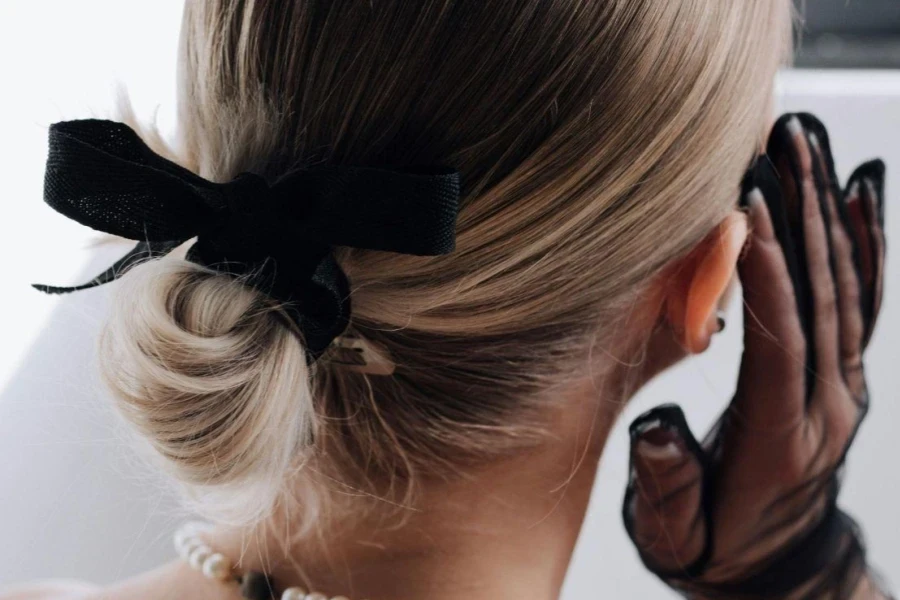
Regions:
[[32, 239, 186, 294]]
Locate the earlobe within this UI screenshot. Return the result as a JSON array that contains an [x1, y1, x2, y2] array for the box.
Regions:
[[683, 213, 748, 353]]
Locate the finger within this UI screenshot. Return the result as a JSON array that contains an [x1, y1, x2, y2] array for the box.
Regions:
[[735, 163, 807, 430], [845, 178, 875, 337], [788, 116, 842, 382], [847, 160, 887, 348], [786, 115, 866, 454], [865, 176, 887, 340], [624, 404, 708, 575], [804, 126, 866, 402], [767, 114, 816, 359]]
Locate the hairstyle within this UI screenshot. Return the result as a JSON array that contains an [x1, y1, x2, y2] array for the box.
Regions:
[[100, 0, 793, 534]]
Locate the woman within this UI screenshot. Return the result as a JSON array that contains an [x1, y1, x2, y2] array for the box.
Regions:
[[2, 0, 892, 598]]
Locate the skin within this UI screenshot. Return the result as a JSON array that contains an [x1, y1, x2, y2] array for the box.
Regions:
[[2, 117, 887, 599]]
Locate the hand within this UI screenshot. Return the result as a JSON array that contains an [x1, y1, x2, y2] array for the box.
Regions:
[[622, 113, 888, 599]]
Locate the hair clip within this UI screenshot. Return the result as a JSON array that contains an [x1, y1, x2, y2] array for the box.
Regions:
[[328, 332, 396, 376]]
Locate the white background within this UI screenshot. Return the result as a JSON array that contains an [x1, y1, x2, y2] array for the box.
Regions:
[[0, 2, 896, 597]]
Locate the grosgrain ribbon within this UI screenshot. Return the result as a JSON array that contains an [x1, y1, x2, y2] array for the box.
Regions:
[[34, 119, 461, 363]]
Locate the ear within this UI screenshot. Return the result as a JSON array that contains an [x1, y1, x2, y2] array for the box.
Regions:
[[665, 212, 748, 354]]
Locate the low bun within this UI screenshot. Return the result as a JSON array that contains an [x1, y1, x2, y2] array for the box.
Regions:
[[98, 256, 315, 526], [74, 0, 792, 536]]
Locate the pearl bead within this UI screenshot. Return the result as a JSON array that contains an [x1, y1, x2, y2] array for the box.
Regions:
[[177, 535, 198, 554], [174, 536, 188, 555], [201, 552, 232, 580], [281, 588, 307, 600], [173, 521, 364, 600], [188, 545, 212, 570], [176, 536, 201, 558], [188, 539, 209, 559], [174, 529, 192, 548]]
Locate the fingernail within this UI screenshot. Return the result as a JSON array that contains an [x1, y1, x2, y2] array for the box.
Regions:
[[748, 187, 765, 207], [846, 180, 860, 203], [786, 115, 803, 138], [864, 178, 880, 201], [747, 187, 775, 241], [863, 178, 884, 225], [809, 132, 821, 151], [634, 420, 682, 461]]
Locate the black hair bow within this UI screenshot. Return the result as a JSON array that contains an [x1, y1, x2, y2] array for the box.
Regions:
[[34, 119, 461, 364]]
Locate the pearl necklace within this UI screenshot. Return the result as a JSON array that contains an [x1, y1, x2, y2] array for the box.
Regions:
[[174, 521, 360, 600]]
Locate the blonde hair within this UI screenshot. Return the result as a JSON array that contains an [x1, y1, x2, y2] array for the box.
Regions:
[[99, 0, 792, 533]]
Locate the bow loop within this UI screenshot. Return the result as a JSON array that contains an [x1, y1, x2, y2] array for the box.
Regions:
[[44, 120, 220, 241], [33, 119, 462, 364]]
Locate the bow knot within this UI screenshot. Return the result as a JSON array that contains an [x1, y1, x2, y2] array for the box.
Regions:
[[34, 119, 462, 364], [219, 171, 272, 216]]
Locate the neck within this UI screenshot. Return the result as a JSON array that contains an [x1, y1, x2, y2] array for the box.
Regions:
[[206, 377, 621, 600]]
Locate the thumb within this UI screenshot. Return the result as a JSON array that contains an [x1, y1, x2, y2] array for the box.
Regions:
[[623, 404, 710, 577]]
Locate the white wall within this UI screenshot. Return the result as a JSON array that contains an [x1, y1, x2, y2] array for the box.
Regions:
[[0, 0, 187, 584], [0, 2, 896, 596]]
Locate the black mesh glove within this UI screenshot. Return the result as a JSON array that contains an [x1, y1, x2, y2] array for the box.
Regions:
[[622, 113, 891, 599]]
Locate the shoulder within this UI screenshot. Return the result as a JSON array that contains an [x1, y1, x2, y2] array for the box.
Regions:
[[0, 580, 101, 600]]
